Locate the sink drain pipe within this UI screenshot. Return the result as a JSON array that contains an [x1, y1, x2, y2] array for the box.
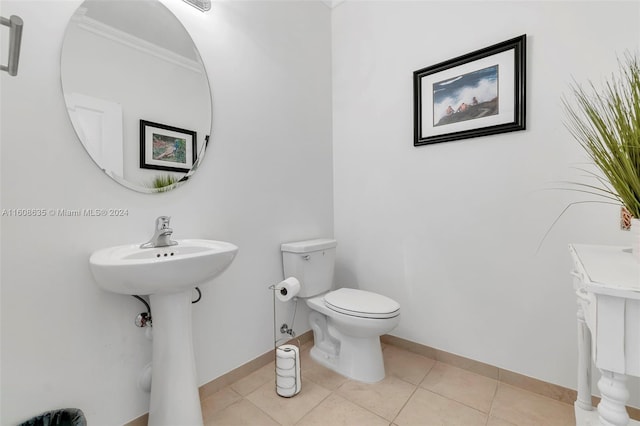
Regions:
[[133, 295, 152, 327], [132, 287, 201, 328]]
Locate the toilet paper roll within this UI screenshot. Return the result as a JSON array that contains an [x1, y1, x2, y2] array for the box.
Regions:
[[276, 356, 296, 370], [275, 277, 300, 302], [276, 345, 298, 367], [276, 344, 301, 397], [276, 376, 296, 392]]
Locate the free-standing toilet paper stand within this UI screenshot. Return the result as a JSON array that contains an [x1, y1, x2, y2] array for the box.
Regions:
[[269, 279, 302, 397]]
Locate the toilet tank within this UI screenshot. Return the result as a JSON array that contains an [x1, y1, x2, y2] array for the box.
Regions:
[[281, 239, 337, 298]]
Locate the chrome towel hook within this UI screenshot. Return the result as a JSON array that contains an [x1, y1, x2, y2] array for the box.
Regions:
[[0, 15, 23, 76]]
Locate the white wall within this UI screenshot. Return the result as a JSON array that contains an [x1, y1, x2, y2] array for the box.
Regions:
[[332, 0, 640, 405], [0, 1, 332, 424]]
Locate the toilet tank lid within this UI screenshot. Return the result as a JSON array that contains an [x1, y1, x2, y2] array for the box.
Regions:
[[281, 238, 337, 253]]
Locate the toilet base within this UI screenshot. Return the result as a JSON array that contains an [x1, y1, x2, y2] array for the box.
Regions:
[[310, 336, 385, 383], [308, 311, 386, 383]]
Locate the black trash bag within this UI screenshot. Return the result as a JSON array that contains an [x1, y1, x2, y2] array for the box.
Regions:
[[18, 409, 86, 426]]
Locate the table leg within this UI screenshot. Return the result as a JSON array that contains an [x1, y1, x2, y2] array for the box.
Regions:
[[597, 369, 629, 426], [576, 300, 593, 410]]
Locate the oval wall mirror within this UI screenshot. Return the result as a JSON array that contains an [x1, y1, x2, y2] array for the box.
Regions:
[[61, 0, 212, 193]]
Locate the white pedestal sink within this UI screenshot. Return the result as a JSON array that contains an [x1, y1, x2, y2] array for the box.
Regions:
[[90, 239, 238, 426]]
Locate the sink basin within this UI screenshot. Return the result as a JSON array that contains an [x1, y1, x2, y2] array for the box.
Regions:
[[90, 239, 238, 295]]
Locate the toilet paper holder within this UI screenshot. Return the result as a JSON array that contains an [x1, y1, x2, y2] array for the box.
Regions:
[[269, 284, 289, 297], [269, 277, 300, 302], [269, 281, 300, 342]]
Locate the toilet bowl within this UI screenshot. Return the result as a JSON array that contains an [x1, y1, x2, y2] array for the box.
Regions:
[[306, 288, 399, 383], [281, 239, 400, 383]]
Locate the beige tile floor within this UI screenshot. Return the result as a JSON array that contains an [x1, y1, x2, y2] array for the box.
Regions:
[[201, 343, 575, 426]]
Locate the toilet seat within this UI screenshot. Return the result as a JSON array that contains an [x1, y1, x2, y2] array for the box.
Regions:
[[324, 288, 400, 319]]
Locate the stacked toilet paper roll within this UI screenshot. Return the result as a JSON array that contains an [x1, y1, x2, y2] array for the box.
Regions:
[[275, 277, 300, 302], [275, 344, 301, 397]]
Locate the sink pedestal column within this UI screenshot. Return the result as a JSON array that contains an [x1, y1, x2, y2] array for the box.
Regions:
[[148, 291, 203, 426]]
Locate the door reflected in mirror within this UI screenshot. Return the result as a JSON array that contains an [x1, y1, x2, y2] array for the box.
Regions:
[[61, 0, 212, 193]]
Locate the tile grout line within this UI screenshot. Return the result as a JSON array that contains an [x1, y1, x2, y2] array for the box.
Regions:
[[242, 395, 282, 426], [416, 360, 498, 420], [415, 386, 492, 421], [332, 376, 416, 424], [484, 379, 501, 425], [291, 381, 333, 425], [389, 383, 420, 425], [388, 356, 434, 425]]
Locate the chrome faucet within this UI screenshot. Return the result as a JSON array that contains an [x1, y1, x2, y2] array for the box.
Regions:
[[140, 216, 178, 248]]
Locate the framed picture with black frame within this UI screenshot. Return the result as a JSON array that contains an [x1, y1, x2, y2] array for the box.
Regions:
[[140, 120, 197, 172], [413, 34, 526, 146]]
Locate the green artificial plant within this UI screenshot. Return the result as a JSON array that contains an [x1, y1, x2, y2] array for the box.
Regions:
[[563, 54, 640, 219]]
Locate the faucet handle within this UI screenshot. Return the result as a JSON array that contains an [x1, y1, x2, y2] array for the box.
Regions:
[[156, 216, 171, 230]]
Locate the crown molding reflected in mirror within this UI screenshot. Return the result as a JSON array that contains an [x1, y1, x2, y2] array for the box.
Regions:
[[61, 0, 212, 193]]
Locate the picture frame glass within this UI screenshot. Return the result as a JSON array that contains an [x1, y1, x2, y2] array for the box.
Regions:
[[420, 49, 515, 139], [143, 125, 194, 170], [140, 120, 197, 174]]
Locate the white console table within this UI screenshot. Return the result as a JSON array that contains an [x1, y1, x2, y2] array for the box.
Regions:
[[569, 244, 640, 426]]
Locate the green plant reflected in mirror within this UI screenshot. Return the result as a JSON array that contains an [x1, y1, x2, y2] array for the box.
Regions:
[[60, 0, 212, 193]]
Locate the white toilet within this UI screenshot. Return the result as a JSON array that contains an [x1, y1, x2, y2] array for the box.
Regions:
[[281, 238, 400, 383]]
